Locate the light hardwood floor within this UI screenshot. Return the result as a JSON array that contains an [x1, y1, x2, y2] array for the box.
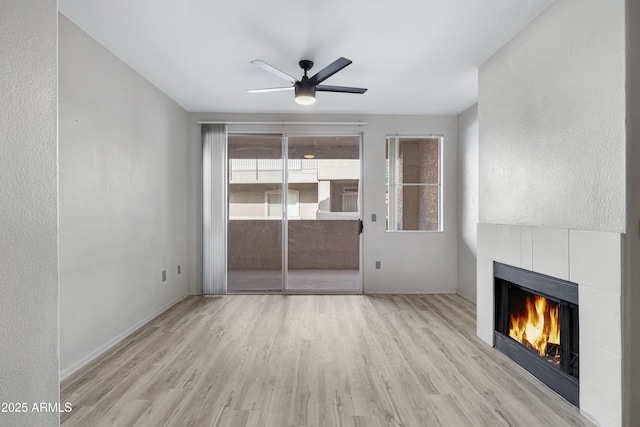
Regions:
[[61, 295, 594, 427]]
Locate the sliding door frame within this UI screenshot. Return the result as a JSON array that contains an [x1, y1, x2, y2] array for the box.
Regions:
[[226, 130, 364, 294]]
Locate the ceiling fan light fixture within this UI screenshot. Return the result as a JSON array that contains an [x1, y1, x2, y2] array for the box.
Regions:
[[294, 82, 316, 105], [295, 95, 316, 105]]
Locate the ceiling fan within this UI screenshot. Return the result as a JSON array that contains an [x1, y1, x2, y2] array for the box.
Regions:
[[247, 57, 367, 105]]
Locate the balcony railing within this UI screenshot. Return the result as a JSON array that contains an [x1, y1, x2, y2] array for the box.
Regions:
[[230, 158, 316, 171], [229, 158, 317, 180]]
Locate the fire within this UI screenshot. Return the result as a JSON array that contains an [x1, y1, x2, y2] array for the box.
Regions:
[[509, 294, 560, 357]]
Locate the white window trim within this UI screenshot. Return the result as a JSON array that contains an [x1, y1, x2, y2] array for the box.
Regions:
[[386, 135, 444, 232], [265, 189, 300, 219]]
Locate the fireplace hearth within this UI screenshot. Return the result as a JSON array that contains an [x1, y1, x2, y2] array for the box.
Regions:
[[494, 262, 579, 406]]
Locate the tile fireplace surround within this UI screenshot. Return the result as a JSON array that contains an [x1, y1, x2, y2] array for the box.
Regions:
[[476, 223, 622, 427]]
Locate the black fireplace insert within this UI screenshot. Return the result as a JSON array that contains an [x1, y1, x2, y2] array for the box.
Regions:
[[494, 262, 579, 406]]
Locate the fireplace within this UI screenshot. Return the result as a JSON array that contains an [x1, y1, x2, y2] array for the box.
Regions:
[[494, 262, 579, 406]]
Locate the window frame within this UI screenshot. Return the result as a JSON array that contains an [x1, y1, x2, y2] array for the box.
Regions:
[[385, 135, 444, 232], [265, 189, 300, 219]]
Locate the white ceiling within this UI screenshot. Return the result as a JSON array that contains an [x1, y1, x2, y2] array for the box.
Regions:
[[59, 0, 554, 115]]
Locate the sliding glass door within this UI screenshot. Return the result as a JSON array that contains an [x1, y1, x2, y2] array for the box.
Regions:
[[227, 135, 283, 291], [226, 133, 362, 293], [285, 135, 361, 291]]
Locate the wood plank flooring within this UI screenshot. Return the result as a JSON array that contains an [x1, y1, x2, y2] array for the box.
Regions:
[[60, 295, 594, 427]]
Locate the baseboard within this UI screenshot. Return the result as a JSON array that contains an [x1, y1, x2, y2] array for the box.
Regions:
[[60, 293, 188, 381], [363, 290, 458, 295], [456, 291, 477, 304]]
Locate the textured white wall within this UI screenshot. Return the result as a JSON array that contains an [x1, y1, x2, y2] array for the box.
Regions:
[[58, 15, 189, 377], [0, 1, 59, 426], [457, 104, 478, 302], [188, 113, 458, 294], [479, 0, 626, 232]]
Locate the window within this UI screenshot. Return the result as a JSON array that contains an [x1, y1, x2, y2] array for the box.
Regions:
[[386, 136, 442, 231], [341, 186, 359, 212], [265, 189, 299, 218], [328, 181, 359, 213]]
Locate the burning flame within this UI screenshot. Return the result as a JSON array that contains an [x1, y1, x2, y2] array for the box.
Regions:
[[509, 295, 560, 357]]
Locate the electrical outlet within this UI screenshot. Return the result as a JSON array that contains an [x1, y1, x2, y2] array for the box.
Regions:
[[375, 261, 381, 269], [162, 270, 166, 281], [371, 213, 377, 222], [177, 265, 181, 274]]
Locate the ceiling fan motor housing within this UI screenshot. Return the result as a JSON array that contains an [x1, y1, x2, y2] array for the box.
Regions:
[[295, 79, 316, 101]]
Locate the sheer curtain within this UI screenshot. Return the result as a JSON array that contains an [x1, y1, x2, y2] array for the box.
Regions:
[[202, 124, 227, 294]]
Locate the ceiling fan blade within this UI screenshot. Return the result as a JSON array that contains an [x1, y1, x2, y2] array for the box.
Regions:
[[309, 57, 352, 85], [247, 86, 294, 93], [251, 59, 298, 84], [316, 85, 367, 94]]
